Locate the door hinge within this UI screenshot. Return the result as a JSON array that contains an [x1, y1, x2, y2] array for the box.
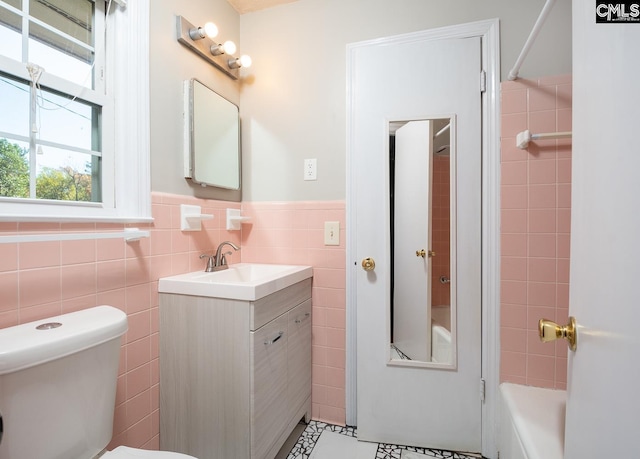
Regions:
[[480, 378, 486, 402], [480, 70, 487, 93]]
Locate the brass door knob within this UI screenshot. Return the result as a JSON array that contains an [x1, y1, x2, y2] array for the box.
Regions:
[[361, 257, 376, 271], [539, 317, 577, 351], [416, 250, 435, 258]]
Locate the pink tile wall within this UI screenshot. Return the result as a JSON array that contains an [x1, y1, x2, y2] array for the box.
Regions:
[[500, 74, 572, 389], [0, 192, 241, 450], [431, 156, 451, 307], [240, 201, 346, 426]]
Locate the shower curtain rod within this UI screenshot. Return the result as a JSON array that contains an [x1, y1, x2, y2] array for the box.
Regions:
[[508, 0, 559, 81]]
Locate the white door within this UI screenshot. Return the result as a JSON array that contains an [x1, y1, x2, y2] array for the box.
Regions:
[[564, 3, 640, 456], [348, 33, 482, 451], [393, 120, 433, 362]]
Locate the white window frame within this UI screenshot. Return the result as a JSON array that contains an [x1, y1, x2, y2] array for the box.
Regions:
[[0, 0, 151, 222]]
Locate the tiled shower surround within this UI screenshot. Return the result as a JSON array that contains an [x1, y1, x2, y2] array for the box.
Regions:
[[0, 193, 346, 450], [500, 74, 572, 389]]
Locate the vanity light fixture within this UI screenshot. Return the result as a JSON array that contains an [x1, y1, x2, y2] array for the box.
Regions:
[[176, 15, 251, 80]]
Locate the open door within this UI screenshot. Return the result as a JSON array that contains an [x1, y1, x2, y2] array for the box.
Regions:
[[564, 2, 640, 456]]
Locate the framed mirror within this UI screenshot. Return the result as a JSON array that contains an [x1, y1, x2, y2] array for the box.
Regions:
[[388, 116, 456, 368], [184, 79, 240, 190]]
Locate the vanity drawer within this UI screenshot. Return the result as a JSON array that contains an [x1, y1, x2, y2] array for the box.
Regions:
[[250, 278, 312, 331]]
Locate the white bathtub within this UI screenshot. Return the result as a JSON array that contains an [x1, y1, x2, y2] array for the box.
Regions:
[[499, 383, 566, 459], [431, 305, 450, 330], [430, 323, 451, 363]]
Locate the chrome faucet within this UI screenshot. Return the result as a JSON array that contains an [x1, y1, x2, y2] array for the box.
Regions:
[[213, 241, 240, 271], [200, 241, 240, 272]]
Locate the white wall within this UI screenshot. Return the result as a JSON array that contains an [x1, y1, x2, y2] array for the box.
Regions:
[[149, 0, 242, 200], [239, 0, 572, 201]]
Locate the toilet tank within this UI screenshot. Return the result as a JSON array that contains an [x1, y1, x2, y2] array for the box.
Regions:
[[0, 306, 128, 459]]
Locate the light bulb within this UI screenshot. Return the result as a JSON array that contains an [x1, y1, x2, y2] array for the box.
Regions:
[[239, 54, 252, 68], [222, 40, 236, 55], [228, 54, 252, 70], [210, 41, 237, 56], [189, 22, 218, 40], [203, 22, 218, 38]]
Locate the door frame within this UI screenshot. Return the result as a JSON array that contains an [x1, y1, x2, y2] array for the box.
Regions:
[[345, 18, 501, 458]]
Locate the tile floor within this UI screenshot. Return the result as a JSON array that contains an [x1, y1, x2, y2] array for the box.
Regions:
[[278, 421, 482, 459]]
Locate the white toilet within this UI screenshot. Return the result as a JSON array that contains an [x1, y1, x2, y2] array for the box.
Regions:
[[0, 305, 196, 459]]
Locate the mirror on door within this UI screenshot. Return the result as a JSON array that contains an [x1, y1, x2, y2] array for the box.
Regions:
[[388, 116, 456, 367]]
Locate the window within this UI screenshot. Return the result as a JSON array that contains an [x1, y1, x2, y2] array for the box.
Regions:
[[0, 0, 150, 222]]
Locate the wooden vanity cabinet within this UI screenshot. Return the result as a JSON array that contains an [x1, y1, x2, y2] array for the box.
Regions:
[[159, 278, 312, 459]]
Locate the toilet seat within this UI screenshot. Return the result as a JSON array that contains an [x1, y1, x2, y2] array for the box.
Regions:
[[103, 446, 198, 458]]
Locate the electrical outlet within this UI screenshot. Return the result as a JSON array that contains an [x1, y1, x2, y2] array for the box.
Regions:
[[324, 221, 340, 246], [304, 158, 317, 181]]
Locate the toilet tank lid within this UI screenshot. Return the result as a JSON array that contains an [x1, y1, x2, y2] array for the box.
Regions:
[[0, 305, 128, 375]]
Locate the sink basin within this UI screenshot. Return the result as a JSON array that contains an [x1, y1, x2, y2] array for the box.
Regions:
[[158, 263, 313, 301]]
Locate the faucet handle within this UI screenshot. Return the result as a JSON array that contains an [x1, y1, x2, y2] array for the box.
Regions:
[[199, 253, 215, 272], [220, 251, 233, 266]]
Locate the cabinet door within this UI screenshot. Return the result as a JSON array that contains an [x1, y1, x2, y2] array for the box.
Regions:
[[251, 313, 289, 459], [287, 299, 312, 418]]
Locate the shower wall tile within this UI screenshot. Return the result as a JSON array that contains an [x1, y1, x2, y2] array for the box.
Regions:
[[528, 86, 557, 112], [501, 280, 527, 305], [529, 110, 557, 136], [537, 74, 572, 86], [501, 303, 527, 329], [501, 89, 527, 114], [501, 185, 527, 209], [501, 113, 528, 137], [501, 209, 528, 233], [502, 234, 527, 257], [528, 234, 556, 258], [500, 75, 572, 390]]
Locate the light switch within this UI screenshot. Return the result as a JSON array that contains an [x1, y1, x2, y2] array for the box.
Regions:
[[324, 221, 340, 246]]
